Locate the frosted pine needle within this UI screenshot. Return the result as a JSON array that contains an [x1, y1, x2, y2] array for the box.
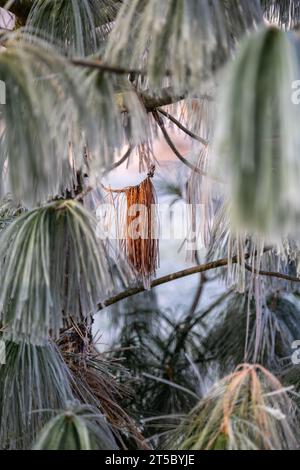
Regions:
[[26, 0, 121, 56], [215, 27, 300, 239], [168, 364, 298, 450], [0, 200, 115, 344], [0, 339, 75, 450], [33, 403, 118, 450], [106, 0, 262, 92]]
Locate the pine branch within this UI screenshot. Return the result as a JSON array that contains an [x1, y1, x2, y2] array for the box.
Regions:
[[152, 110, 220, 180], [98, 249, 299, 311], [142, 87, 188, 111], [147, 89, 184, 111], [152, 110, 205, 175], [158, 108, 209, 146], [0, 0, 121, 25], [104, 145, 133, 173], [116, 87, 187, 113], [98, 258, 231, 310], [71, 60, 214, 112], [71, 58, 144, 76], [244, 263, 300, 283], [0, 38, 203, 113], [74, 186, 93, 202]]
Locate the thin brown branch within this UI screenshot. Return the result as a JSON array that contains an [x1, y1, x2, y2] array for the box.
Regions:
[[142, 91, 212, 113], [158, 108, 209, 146], [98, 257, 231, 311], [190, 289, 234, 327], [244, 264, 300, 284], [115, 87, 186, 114], [98, 248, 300, 311], [71, 58, 144, 76], [74, 186, 93, 202], [152, 110, 221, 181], [188, 273, 207, 317], [153, 110, 204, 175], [71, 59, 213, 112], [141, 87, 186, 111], [104, 146, 133, 173]]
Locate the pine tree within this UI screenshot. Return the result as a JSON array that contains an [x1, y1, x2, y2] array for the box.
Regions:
[[0, 0, 300, 451]]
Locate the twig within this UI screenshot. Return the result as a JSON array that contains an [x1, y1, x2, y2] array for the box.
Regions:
[[153, 110, 221, 182], [71, 61, 190, 116], [71, 58, 144, 76], [190, 289, 234, 327], [158, 108, 208, 146], [104, 146, 133, 174], [244, 264, 300, 284], [98, 257, 232, 310], [142, 87, 186, 112], [187, 251, 208, 317], [95, 252, 265, 310], [98, 247, 300, 311], [153, 110, 204, 175], [71, 57, 177, 80], [116, 87, 187, 114], [188, 273, 207, 317], [74, 186, 92, 201], [142, 372, 199, 400]]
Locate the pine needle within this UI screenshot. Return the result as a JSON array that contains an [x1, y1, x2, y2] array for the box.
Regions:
[[168, 364, 299, 450], [0, 200, 117, 344], [33, 403, 118, 450]]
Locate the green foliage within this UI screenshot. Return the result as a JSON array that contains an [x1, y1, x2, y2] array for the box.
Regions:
[[0, 33, 133, 205], [0, 339, 74, 449], [204, 293, 300, 372], [206, 203, 300, 296], [0, 196, 23, 233], [112, 307, 207, 431], [1, 0, 300, 453], [106, 0, 262, 92], [0, 200, 115, 344], [110, 291, 300, 449], [262, 0, 300, 28], [0, 34, 93, 205], [168, 364, 298, 450], [57, 325, 147, 449], [27, 0, 121, 56], [33, 403, 118, 450], [215, 27, 300, 238]]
